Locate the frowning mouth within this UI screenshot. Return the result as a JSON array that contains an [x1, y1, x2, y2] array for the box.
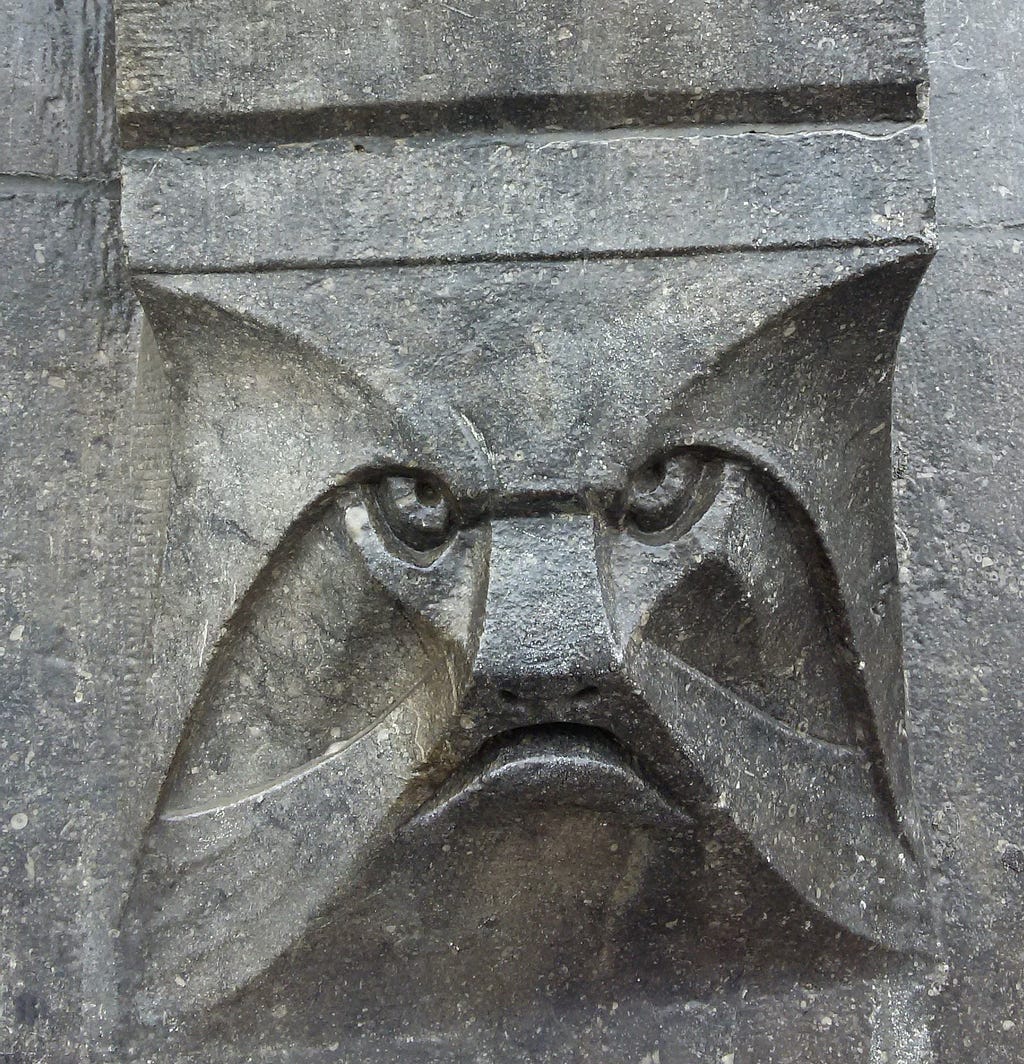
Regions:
[[410, 723, 695, 832]]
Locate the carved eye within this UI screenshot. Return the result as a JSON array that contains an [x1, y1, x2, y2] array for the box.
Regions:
[[367, 473, 455, 561], [625, 450, 722, 537]]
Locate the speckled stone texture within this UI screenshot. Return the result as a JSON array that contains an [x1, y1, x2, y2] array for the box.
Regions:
[[0, 1, 1022, 1062]]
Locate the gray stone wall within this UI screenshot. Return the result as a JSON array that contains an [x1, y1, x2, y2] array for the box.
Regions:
[[896, 1, 1024, 1059], [1, 1, 133, 1059], [0, 0, 1021, 1060]]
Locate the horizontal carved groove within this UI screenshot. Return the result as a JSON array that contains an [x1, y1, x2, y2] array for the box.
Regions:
[[0, 173, 120, 195], [131, 236, 933, 277], [118, 83, 924, 151]]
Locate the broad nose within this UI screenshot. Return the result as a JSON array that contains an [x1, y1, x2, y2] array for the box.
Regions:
[[472, 514, 622, 705]]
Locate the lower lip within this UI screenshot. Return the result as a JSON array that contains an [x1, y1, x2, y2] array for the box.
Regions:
[[410, 724, 694, 832]]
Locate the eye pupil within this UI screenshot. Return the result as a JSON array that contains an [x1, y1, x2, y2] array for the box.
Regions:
[[625, 451, 722, 538], [368, 473, 454, 561], [635, 459, 667, 494], [415, 480, 442, 506]]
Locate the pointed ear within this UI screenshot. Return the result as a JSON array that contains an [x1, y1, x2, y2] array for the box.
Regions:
[[663, 248, 931, 852]]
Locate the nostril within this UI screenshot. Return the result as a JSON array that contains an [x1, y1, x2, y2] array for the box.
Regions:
[[573, 685, 600, 702], [498, 688, 519, 704]]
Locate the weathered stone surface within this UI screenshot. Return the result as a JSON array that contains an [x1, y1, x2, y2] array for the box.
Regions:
[[0, 0, 116, 177], [897, 235, 1024, 1063], [4, 0, 1024, 1059], [0, 187, 137, 1060], [887, 4, 1024, 1058], [926, 0, 1024, 226]]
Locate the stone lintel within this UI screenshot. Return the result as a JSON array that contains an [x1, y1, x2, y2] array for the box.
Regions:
[[122, 125, 934, 274]]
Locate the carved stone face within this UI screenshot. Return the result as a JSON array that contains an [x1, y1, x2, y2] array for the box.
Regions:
[[124, 249, 929, 1021]]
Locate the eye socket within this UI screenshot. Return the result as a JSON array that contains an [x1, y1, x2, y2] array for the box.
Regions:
[[625, 450, 722, 538], [366, 473, 455, 561]]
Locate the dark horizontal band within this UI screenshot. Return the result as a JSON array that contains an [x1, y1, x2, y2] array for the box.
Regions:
[[117, 84, 924, 152]]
